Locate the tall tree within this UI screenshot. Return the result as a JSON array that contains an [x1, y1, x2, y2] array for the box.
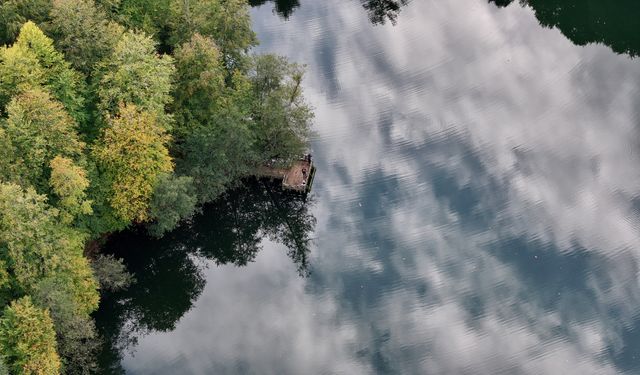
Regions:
[[93, 104, 173, 223], [0, 0, 52, 45], [249, 54, 313, 163], [95, 30, 174, 123], [148, 174, 197, 237], [0, 21, 86, 123], [33, 277, 100, 374], [0, 296, 61, 375], [100, 0, 172, 42], [49, 156, 93, 225], [169, 0, 257, 70], [173, 34, 256, 202], [49, 0, 125, 75], [0, 89, 85, 192], [172, 33, 228, 138], [0, 183, 99, 312]]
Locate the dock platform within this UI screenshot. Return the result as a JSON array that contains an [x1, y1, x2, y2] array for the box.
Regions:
[[256, 159, 315, 193]]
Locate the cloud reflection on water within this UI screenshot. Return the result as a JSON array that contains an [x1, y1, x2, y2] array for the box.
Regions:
[[116, 0, 640, 373]]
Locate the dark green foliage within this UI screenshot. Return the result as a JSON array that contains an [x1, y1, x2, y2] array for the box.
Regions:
[[0, 0, 52, 46], [95, 31, 174, 121], [148, 174, 198, 237], [490, 0, 640, 57], [172, 33, 228, 138], [0, 359, 7, 375], [178, 116, 256, 203], [168, 0, 257, 70], [106, 0, 171, 41], [49, 0, 124, 75], [248, 0, 300, 20], [250, 54, 313, 163], [33, 278, 100, 375], [173, 34, 257, 203], [91, 254, 134, 292]]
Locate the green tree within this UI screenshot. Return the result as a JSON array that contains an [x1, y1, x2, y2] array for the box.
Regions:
[[33, 278, 100, 374], [90, 254, 134, 292], [0, 358, 8, 375], [0, 0, 52, 46], [169, 0, 257, 70], [0, 21, 86, 123], [173, 34, 256, 202], [249, 54, 313, 162], [0, 260, 10, 308], [0, 127, 17, 184], [0, 183, 99, 313], [0, 42, 44, 114], [178, 115, 256, 203], [49, 0, 124, 75], [93, 104, 173, 223], [148, 174, 197, 236], [0, 296, 61, 375], [49, 156, 93, 225], [172, 33, 227, 138], [95, 30, 174, 122], [0, 89, 85, 192], [99, 0, 171, 40]]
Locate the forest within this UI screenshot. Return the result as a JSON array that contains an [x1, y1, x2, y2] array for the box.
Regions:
[[0, 0, 313, 373]]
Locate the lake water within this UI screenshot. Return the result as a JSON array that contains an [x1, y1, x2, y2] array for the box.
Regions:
[[96, 0, 640, 373]]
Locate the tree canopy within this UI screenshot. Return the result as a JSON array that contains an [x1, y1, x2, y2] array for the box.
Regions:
[[0, 296, 61, 375], [0, 3, 313, 373]]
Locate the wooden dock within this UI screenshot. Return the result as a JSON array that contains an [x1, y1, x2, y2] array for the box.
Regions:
[[256, 159, 315, 193]]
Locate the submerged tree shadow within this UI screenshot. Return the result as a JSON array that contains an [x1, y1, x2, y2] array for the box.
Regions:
[[95, 180, 317, 373], [248, 0, 301, 19], [361, 0, 411, 25], [489, 0, 640, 57]]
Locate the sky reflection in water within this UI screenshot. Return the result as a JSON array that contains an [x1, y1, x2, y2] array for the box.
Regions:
[[100, 0, 640, 373]]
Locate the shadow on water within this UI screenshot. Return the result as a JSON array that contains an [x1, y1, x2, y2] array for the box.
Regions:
[[361, 0, 410, 25], [489, 0, 640, 57], [94, 180, 316, 374], [248, 0, 300, 19], [249, 0, 411, 25]]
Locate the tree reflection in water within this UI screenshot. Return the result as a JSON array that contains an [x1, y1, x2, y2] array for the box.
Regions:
[[248, 0, 300, 19], [361, 0, 410, 25], [95, 180, 316, 373], [489, 0, 640, 57], [248, 0, 411, 26]]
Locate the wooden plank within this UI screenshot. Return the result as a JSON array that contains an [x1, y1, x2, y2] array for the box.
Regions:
[[283, 160, 312, 191]]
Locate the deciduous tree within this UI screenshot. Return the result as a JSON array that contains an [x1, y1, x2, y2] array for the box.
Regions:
[[93, 104, 173, 223], [0, 183, 99, 312], [0, 21, 87, 123], [0, 296, 61, 375], [0, 89, 84, 192], [0, 0, 52, 45], [49, 156, 93, 225], [169, 0, 257, 70], [49, 0, 124, 74], [249, 54, 313, 163], [148, 173, 197, 236], [95, 30, 174, 123]]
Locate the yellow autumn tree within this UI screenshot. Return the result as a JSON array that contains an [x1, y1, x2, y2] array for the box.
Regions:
[[49, 156, 92, 225], [94, 104, 173, 223], [0, 296, 61, 375], [1, 89, 85, 192]]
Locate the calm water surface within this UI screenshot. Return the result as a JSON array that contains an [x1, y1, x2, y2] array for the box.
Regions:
[[96, 0, 640, 373]]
